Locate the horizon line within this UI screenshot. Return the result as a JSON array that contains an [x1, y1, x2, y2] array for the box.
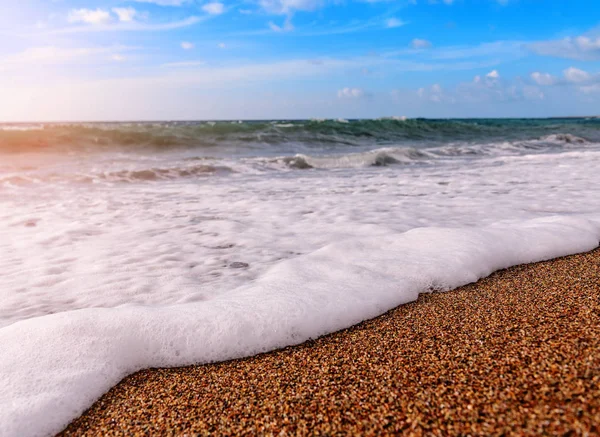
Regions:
[[1, 116, 599, 124]]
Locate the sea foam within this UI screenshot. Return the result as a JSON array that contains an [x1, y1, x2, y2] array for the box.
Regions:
[[0, 216, 599, 437]]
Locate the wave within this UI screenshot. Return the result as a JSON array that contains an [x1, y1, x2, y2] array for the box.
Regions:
[[1, 131, 592, 187], [264, 134, 592, 170], [1, 216, 599, 436], [278, 148, 424, 169], [102, 164, 233, 182], [539, 133, 588, 144], [0, 164, 234, 186], [2, 133, 591, 186], [1, 118, 598, 153]]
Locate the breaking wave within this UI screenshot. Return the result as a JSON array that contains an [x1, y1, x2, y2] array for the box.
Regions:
[[102, 164, 233, 182], [265, 133, 592, 170], [539, 133, 588, 144], [0, 164, 234, 186], [2, 132, 594, 186]]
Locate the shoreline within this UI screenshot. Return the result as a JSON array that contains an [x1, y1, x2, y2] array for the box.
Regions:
[[61, 248, 600, 436]]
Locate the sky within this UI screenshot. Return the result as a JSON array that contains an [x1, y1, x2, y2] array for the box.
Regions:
[[1, 0, 600, 121]]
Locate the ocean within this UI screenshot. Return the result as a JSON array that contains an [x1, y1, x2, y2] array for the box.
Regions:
[[1, 118, 600, 436]]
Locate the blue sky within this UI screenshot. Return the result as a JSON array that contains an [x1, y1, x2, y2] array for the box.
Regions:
[[1, 0, 600, 120]]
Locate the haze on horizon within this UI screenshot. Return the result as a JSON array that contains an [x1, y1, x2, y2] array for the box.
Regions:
[[1, 0, 600, 122]]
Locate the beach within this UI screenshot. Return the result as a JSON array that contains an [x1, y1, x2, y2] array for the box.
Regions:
[[60, 247, 600, 436], [4, 0, 600, 433]]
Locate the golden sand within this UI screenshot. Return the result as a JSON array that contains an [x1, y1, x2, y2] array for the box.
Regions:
[[60, 248, 600, 436]]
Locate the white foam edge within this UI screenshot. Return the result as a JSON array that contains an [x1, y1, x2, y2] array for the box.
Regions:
[[1, 215, 599, 437]]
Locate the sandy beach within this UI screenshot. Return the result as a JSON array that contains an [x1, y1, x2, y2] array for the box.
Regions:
[[58, 247, 600, 436]]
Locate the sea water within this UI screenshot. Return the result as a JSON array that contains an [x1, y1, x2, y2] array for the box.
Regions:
[[1, 118, 600, 436]]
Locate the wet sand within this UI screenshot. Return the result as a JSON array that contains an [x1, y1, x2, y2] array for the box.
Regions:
[[60, 248, 600, 436]]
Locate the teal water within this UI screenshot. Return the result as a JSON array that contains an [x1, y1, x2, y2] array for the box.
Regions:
[[1, 118, 600, 154]]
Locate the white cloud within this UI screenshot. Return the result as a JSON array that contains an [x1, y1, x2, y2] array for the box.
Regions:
[[564, 67, 590, 83], [269, 19, 294, 32], [112, 54, 126, 62], [473, 70, 503, 90], [239, 9, 253, 14], [51, 16, 202, 34], [386, 18, 405, 28], [575, 36, 600, 52], [530, 71, 556, 86], [112, 8, 138, 22], [529, 35, 600, 61], [259, 0, 322, 15], [416, 70, 554, 106], [462, 77, 545, 103], [529, 67, 600, 94], [411, 39, 432, 49], [181, 41, 195, 50], [443, 0, 454, 4], [217, 42, 227, 49], [337, 87, 365, 98], [486, 69, 499, 79], [417, 83, 447, 102], [68, 8, 112, 25], [202, 2, 225, 15]]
